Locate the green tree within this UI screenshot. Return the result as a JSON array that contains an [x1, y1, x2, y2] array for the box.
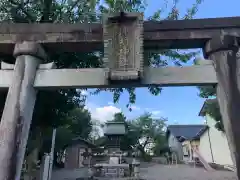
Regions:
[[112, 112, 127, 123], [65, 108, 93, 138], [25, 106, 93, 172], [131, 112, 167, 158], [198, 86, 224, 131], [152, 133, 168, 156], [48, 108, 93, 167]]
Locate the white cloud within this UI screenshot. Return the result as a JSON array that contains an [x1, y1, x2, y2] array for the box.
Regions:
[[107, 102, 114, 106], [85, 102, 122, 136], [151, 110, 163, 118], [144, 108, 151, 112], [151, 110, 162, 116], [173, 120, 179, 124], [131, 105, 140, 111], [93, 105, 121, 122]]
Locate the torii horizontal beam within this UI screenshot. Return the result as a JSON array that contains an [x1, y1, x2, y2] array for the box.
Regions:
[[0, 62, 217, 89], [1, 16, 240, 54]]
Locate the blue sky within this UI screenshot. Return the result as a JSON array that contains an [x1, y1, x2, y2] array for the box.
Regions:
[[84, 0, 240, 127]]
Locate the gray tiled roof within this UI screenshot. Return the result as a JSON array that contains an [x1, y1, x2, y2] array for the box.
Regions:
[[166, 124, 207, 140], [104, 122, 126, 135]]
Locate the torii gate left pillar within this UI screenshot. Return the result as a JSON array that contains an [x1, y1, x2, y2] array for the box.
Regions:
[[0, 42, 47, 180]]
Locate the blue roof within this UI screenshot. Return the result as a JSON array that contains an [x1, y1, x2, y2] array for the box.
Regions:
[[166, 124, 207, 141]]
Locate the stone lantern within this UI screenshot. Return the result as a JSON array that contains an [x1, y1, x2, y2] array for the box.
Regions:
[[104, 122, 126, 154]]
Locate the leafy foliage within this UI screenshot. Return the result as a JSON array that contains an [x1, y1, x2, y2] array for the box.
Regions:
[[198, 86, 224, 132], [132, 113, 167, 156], [40, 107, 93, 167], [65, 108, 93, 138], [204, 100, 224, 132], [198, 86, 216, 98]]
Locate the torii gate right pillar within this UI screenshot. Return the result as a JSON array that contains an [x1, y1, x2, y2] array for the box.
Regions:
[[204, 35, 240, 178]]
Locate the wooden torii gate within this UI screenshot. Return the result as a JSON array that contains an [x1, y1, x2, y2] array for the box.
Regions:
[[0, 13, 240, 180]]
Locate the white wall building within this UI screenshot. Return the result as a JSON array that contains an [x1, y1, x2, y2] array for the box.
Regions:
[[166, 99, 234, 166], [198, 99, 233, 166]]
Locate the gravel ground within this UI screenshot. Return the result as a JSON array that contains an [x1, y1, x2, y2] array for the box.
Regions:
[[140, 164, 237, 180]]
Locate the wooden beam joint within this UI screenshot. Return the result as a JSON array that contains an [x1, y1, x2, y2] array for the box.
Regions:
[[13, 41, 48, 60], [204, 35, 240, 58]]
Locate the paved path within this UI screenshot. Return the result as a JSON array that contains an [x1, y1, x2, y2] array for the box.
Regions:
[[140, 164, 237, 180]]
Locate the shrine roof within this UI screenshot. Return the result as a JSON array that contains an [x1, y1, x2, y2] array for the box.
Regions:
[[104, 122, 126, 135]]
